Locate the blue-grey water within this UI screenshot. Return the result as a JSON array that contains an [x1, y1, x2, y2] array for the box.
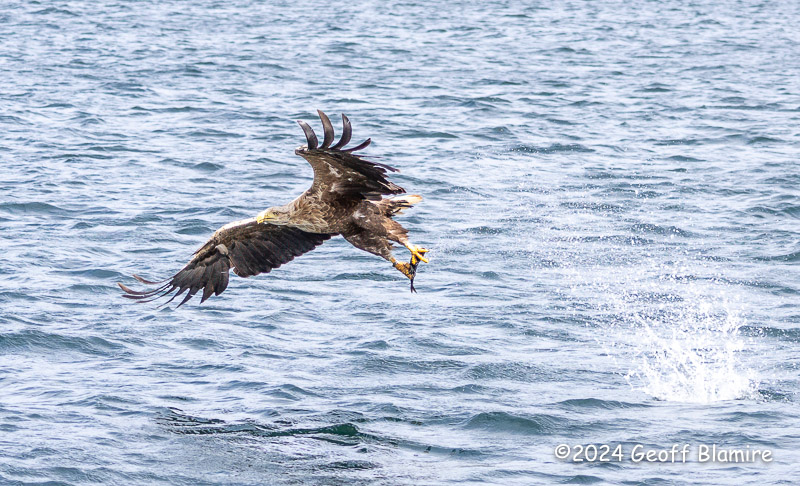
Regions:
[[2, 1, 799, 484]]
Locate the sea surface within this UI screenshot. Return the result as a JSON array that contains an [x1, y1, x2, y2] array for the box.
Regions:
[[1, 1, 799, 484]]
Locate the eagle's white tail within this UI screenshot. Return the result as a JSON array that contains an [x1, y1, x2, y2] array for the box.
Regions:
[[379, 194, 423, 216]]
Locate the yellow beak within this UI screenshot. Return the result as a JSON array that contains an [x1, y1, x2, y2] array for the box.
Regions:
[[256, 210, 272, 224]]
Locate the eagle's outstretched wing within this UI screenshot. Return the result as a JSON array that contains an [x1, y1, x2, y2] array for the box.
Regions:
[[119, 218, 332, 307], [296, 110, 405, 202]]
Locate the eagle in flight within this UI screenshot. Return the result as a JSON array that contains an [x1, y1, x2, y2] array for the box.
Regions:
[[119, 111, 429, 306]]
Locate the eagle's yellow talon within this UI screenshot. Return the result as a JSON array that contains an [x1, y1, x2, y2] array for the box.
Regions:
[[405, 245, 429, 264], [411, 252, 427, 265]]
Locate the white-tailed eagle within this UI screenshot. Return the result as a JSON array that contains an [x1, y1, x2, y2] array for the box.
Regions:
[[119, 111, 429, 306]]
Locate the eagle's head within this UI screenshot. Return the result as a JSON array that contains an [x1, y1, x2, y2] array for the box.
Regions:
[[256, 206, 292, 225]]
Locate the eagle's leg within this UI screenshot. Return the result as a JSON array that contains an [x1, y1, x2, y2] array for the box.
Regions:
[[343, 230, 423, 292], [392, 258, 415, 279], [391, 257, 419, 293]]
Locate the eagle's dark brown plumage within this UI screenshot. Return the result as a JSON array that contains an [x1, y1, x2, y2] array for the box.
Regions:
[[119, 111, 429, 306]]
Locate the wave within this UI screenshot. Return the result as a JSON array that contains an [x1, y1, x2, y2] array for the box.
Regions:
[[462, 411, 566, 435]]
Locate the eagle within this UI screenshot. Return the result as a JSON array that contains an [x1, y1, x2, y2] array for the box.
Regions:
[[119, 111, 429, 306]]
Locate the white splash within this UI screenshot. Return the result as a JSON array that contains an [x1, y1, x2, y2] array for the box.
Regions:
[[579, 263, 760, 404], [623, 294, 757, 403], [511, 172, 762, 405]]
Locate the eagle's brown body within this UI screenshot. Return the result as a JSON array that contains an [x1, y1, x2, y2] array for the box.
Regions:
[[284, 195, 410, 258], [119, 111, 428, 306]]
